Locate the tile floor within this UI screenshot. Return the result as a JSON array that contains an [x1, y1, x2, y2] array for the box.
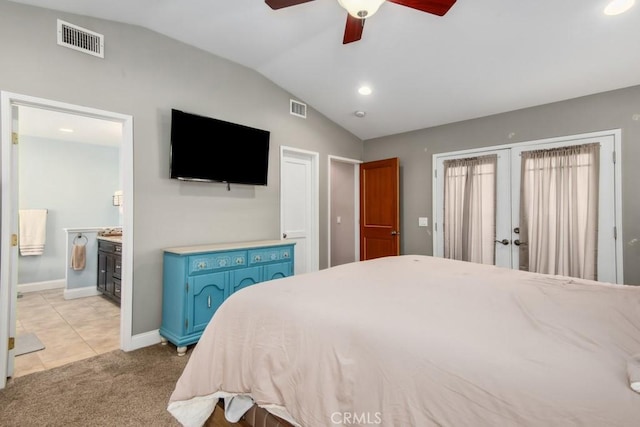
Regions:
[[13, 288, 120, 378]]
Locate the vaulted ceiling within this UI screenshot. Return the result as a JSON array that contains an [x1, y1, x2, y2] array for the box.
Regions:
[[9, 0, 640, 140]]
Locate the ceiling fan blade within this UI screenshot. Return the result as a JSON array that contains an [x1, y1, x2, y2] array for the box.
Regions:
[[265, 0, 314, 10], [387, 0, 456, 16], [343, 14, 365, 44]]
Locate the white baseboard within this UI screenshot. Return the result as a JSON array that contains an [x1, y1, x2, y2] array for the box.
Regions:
[[128, 329, 161, 351], [17, 279, 65, 293], [64, 286, 101, 300]]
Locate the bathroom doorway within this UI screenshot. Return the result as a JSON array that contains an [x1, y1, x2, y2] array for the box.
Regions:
[[1, 92, 134, 387]]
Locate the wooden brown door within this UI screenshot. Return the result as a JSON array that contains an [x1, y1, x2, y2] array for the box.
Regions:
[[360, 157, 400, 260]]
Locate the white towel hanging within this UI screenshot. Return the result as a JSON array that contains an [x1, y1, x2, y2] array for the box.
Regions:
[[18, 209, 48, 256]]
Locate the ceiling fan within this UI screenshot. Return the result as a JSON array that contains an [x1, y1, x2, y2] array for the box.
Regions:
[[265, 0, 457, 44]]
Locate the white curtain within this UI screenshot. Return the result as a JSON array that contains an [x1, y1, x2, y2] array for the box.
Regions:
[[519, 143, 599, 280], [443, 155, 497, 265]]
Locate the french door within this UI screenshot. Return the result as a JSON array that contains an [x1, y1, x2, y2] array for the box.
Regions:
[[433, 131, 620, 283], [434, 149, 511, 268]]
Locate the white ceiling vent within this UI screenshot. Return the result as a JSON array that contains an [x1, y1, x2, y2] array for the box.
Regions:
[[57, 19, 104, 58], [290, 99, 307, 119]]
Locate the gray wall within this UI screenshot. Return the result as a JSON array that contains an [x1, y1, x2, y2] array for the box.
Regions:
[[330, 161, 356, 266], [0, 1, 363, 335], [18, 135, 120, 284], [363, 85, 640, 285]]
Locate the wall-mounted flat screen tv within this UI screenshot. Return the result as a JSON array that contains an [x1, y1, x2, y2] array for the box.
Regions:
[[170, 109, 270, 186]]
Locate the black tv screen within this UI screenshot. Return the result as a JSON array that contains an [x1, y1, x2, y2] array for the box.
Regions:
[[170, 109, 270, 185]]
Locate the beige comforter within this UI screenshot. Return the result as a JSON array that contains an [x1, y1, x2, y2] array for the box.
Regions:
[[168, 255, 640, 426]]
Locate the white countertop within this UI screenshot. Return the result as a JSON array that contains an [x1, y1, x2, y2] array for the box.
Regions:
[[164, 239, 294, 255]]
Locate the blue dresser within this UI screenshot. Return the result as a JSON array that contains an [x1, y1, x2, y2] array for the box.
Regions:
[[160, 240, 295, 355]]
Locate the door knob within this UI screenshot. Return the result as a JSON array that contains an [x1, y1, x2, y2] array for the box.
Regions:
[[513, 239, 527, 246], [282, 233, 287, 239], [494, 239, 510, 245], [391, 230, 400, 236]]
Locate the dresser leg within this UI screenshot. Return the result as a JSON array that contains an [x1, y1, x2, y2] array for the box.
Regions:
[[177, 346, 187, 356], [160, 336, 168, 345]]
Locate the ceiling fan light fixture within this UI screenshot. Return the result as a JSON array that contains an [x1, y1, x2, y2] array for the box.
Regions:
[[604, 0, 635, 15], [338, 0, 386, 19]]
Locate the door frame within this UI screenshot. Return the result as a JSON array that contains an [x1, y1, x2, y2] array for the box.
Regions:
[[0, 92, 134, 389], [432, 129, 623, 283], [327, 155, 361, 267], [279, 146, 319, 273]]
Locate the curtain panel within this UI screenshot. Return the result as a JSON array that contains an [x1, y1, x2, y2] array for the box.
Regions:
[[443, 155, 497, 265], [519, 143, 599, 280]]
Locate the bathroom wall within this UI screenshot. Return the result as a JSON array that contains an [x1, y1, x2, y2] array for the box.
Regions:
[[18, 134, 120, 285]]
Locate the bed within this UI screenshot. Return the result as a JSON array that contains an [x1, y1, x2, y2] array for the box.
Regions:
[[168, 255, 640, 426]]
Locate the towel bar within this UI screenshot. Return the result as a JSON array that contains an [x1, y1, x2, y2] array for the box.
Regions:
[[73, 234, 88, 245]]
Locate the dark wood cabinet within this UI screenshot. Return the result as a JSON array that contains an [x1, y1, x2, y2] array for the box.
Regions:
[[97, 238, 122, 304]]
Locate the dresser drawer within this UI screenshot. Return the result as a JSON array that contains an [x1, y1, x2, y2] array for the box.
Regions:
[[248, 246, 292, 265], [188, 250, 247, 275], [98, 240, 121, 254]]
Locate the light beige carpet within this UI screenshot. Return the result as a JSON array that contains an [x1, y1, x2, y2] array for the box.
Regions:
[[0, 343, 192, 426]]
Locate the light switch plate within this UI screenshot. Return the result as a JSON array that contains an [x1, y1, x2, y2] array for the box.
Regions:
[[418, 217, 428, 227]]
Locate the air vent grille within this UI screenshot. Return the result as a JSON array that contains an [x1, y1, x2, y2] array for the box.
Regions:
[[290, 99, 307, 119], [57, 19, 104, 58]]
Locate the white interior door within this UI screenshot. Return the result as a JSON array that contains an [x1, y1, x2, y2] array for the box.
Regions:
[[280, 147, 319, 275]]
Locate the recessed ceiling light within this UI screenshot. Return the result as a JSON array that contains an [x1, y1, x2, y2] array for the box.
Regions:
[[604, 0, 635, 15], [358, 86, 372, 96], [59, 128, 74, 133]]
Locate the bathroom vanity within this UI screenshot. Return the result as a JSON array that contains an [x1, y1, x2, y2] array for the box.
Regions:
[[97, 235, 122, 304]]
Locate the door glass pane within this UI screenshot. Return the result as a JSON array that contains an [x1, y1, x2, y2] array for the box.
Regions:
[[443, 155, 497, 265], [518, 143, 599, 280]]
